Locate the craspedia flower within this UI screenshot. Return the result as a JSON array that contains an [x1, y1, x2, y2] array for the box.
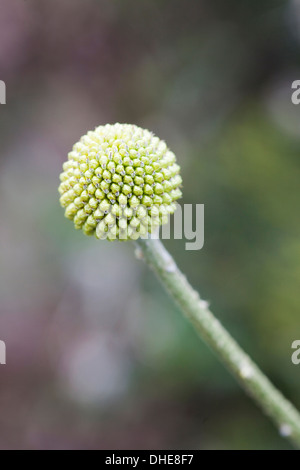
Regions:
[[58, 123, 182, 241]]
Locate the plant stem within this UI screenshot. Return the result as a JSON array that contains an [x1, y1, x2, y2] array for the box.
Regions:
[[135, 237, 300, 448]]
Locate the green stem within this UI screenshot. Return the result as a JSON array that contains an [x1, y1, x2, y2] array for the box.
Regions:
[[135, 237, 300, 448]]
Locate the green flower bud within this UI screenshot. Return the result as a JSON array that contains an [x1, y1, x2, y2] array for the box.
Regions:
[[95, 188, 105, 200], [122, 184, 131, 196], [154, 183, 164, 195], [145, 175, 154, 185], [99, 199, 110, 213], [130, 217, 140, 229], [94, 208, 105, 219], [74, 197, 84, 209], [100, 180, 110, 192], [123, 207, 133, 219], [84, 204, 93, 215], [133, 185, 143, 197], [87, 184, 96, 195], [135, 167, 145, 177], [142, 195, 152, 207], [58, 123, 182, 240], [112, 173, 122, 184], [134, 176, 144, 186], [129, 195, 140, 209], [153, 195, 163, 205], [89, 198, 98, 210], [118, 194, 127, 207], [81, 190, 89, 203], [144, 184, 154, 196], [136, 205, 147, 219]]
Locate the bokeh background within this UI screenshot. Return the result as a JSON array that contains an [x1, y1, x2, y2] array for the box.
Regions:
[[0, 0, 300, 450]]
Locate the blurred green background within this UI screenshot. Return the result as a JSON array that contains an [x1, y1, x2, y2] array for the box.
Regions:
[[0, 0, 300, 450]]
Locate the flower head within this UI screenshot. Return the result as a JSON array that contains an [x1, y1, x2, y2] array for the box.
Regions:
[[58, 123, 182, 240]]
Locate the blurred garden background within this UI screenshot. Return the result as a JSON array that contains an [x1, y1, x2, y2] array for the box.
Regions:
[[0, 0, 300, 450]]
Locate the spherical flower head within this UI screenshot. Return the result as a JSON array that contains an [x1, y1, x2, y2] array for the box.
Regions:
[[58, 123, 182, 241]]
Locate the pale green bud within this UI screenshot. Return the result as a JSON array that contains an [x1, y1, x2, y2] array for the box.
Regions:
[[58, 123, 182, 241]]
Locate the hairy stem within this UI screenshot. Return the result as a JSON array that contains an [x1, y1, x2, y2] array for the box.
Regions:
[[135, 237, 300, 448]]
